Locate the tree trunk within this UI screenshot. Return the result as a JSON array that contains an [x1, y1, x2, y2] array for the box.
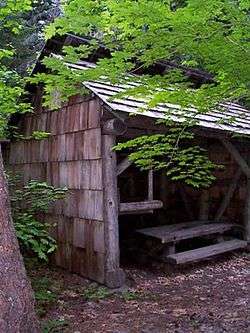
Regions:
[[0, 145, 40, 332]]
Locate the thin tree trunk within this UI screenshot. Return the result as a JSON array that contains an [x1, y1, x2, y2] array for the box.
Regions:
[[0, 145, 40, 332]]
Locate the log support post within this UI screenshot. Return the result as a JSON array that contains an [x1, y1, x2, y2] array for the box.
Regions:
[[102, 121, 126, 288], [148, 169, 153, 200], [160, 171, 168, 208]]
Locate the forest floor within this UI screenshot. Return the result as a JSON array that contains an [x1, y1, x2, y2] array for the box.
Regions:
[[27, 252, 249, 333]]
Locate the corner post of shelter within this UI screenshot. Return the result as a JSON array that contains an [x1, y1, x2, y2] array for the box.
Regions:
[[102, 118, 127, 288]]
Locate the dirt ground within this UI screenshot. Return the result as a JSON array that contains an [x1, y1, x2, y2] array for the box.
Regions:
[[28, 252, 249, 333]]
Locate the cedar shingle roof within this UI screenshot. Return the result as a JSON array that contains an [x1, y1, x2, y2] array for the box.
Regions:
[[66, 61, 250, 135]]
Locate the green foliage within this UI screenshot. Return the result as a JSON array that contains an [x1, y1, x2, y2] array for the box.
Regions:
[[31, 276, 59, 317], [0, 0, 59, 136], [14, 213, 57, 261], [0, 0, 32, 138], [31, 131, 51, 140], [9, 177, 67, 260], [36, 0, 249, 110], [81, 284, 110, 301], [115, 126, 220, 188], [31, 0, 249, 189], [11, 180, 67, 214]]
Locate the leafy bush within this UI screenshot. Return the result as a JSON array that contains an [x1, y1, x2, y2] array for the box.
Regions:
[[14, 213, 57, 261], [9, 176, 67, 261]]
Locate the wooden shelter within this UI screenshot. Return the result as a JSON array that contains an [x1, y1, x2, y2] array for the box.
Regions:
[[7, 44, 250, 287]]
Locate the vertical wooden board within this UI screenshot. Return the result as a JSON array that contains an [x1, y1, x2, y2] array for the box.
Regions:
[[37, 112, 47, 132], [49, 135, 58, 161], [88, 99, 100, 129], [84, 220, 105, 282], [23, 164, 31, 183], [80, 160, 90, 189], [90, 159, 102, 190], [57, 107, 67, 134], [29, 140, 35, 162], [93, 221, 105, 253], [67, 161, 81, 189], [26, 140, 33, 163], [30, 116, 37, 134], [39, 139, 49, 162], [67, 104, 81, 132], [65, 133, 76, 161], [71, 247, 87, 276], [57, 134, 66, 161], [49, 111, 58, 135], [31, 162, 47, 181], [93, 190, 104, 221], [78, 190, 103, 221], [59, 162, 68, 187], [83, 128, 102, 160], [31, 140, 40, 163], [63, 190, 80, 217], [46, 162, 52, 185], [54, 242, 72, 270], [79, 102, 88, 131], [87, 252, 105, 283], [47, 162, 60, 187], [80, 160, 103, 190], [57, 215, 73, 243], [63, 108, 71, 133], [72, 104, 81, 132], [73, 218, 86, 248], [74, 132, 85, 160]]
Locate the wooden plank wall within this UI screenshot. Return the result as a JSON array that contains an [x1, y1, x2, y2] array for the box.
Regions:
[[8, 95, 105, 283]]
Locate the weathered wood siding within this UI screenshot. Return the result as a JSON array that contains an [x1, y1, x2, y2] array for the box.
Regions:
[[9, 95, 105, 283]]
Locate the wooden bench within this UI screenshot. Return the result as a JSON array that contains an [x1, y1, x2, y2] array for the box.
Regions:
[[136, 221, 247, 264], [137, 221, 235, 243], [166, 239, 247, 264]]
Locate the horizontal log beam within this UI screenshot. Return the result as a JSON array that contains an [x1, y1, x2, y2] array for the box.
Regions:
[[119, 200, 163, 215], [221, 139, 250, 178]]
